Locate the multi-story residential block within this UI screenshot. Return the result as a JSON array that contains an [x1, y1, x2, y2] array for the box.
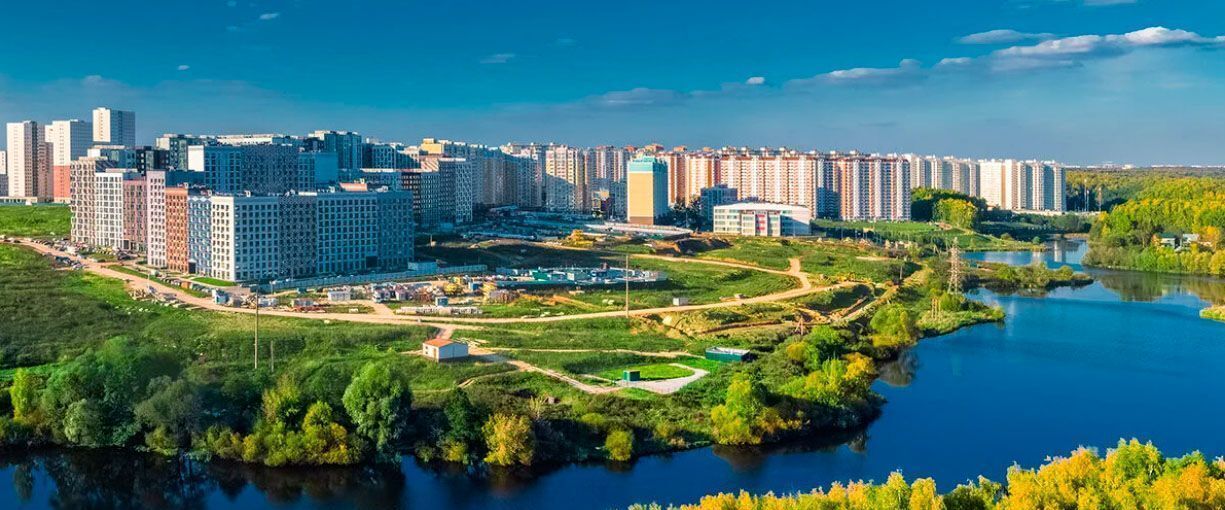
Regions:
[[92, 108, 136, 147], [299, 151, 340, 189], [187, 144, 303, 194], [823, 153, 911, 221], [363, 142, 413, 169], [176, 189, 414, 282], [699, 184, 739, 227], [503, 142, 548, 208], [164, 186, 192, 273], [122, 174, 147, 251], [45, 119, 93, 202], [713, 203, 812, 237], [308, 130, 362, 170], [68, 157, 118, 244], [415, 154, 476, 224], [626, 156, 669, 225], [0, 150, 7, 196], [6, 121, 42, 199], [214, 133, 299, 147], [543, 145, 589, 213], [155, 134, 211, 170]]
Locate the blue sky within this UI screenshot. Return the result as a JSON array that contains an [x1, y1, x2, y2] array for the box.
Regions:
[[1, 0, 1223, 165]]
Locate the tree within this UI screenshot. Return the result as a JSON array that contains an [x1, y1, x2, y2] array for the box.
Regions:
[[9, 369, 44, 427], [482, 414, 535, 466], [605, 428, 634, 462], [342, 359, 414, 459], [710, 373, 781, 445], [869, 304, 919, 350], [134, 377, 203, 447], [441, 389, 484, 463]]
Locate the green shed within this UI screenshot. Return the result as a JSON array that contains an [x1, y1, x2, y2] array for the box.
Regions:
[[705, 347, 751, 363], [622, 370, 641, 382]]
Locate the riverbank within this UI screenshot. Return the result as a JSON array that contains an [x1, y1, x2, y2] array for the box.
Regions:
[[1203, 305, 1225, 322], [5, 241, 1225, 509]]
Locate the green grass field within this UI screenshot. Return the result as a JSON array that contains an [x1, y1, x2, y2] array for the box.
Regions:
[[812, 219, 1039, 251], [464, 318, 686, 352], [699, 238, 911, 282], [597, 363, 693, 381], [0, 244, 435, 375], [0, 204, 70, 237]]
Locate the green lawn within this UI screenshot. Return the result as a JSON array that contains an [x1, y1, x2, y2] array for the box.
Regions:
[[597, 363, 693, 381], [193, 276, 237, 286], [0, 204, 70, 237], [465, 318, 686, 352]]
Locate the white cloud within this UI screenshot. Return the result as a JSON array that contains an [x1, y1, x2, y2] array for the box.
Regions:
[[745, 76, 765, 86], [586, 87, 686, 109], [258, 12, 280, 20], [960, 29, 1055, 45], [986, 27, 1225, 72], [177, 64, 191, 71], [555, 38, 576, 47], [937, 57, 974, 68], [791, 59, 923, 87], [480, 53, 516, 64]]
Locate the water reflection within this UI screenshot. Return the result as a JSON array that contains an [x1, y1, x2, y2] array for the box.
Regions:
[[0, 449, 405, 510], [877, 351, 918, 388]]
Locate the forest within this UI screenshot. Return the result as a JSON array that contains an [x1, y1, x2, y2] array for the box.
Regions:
[[1084, 177, 1225, 276]]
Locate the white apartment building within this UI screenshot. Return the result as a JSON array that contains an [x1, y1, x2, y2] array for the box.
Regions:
[[6, 121, 41, 198], [44, 120, 93, 167], [977, 159, 1063, 212], [145, 171, 168, 267], [92, 108, 136, 147], [543, 145, 588, 212]]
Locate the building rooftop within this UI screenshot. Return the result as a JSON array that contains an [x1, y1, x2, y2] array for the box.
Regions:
[[423, 338, 455, 348], [714, 202, 811, 213]]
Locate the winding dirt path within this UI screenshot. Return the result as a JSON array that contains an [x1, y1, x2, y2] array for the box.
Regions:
[[17, 240, 851, 329]]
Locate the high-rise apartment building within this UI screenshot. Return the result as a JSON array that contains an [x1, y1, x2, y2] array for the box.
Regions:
[[187, 144, 303, 194], [308, 130, 362, 170], [155, 134, 211, 169], [92, 108, 136, 147], [0, 150, 7, 196], [45, 119, 93, 202], [699, 184, 739, 227], [543, 145, 589, 213], [6, 121, 42, 199], [626, 156, 669, 225]]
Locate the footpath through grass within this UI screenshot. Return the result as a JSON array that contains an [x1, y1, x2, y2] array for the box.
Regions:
[[0, 244, 436, 377], [0, 204, 70, 237]]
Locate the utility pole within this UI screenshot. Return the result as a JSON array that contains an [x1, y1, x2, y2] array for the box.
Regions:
[[253, 290, 260, 370], [948, 240, 964, 294], [624, 253, 630, 318]]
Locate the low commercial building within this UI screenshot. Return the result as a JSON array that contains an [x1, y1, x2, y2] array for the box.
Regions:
[[712, 202, 812, 237]]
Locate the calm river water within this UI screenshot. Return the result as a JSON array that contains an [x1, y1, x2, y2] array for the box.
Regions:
[[3, 241, 1223, 509]]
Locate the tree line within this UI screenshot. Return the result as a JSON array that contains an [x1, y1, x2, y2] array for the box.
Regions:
[[630, 439, 1225, 509]]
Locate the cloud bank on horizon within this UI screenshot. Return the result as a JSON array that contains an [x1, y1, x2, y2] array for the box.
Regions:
[[0, 0, 1223, 166]]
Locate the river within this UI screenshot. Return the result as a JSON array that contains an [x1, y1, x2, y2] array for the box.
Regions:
[[3, 241, 1223, 509]]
